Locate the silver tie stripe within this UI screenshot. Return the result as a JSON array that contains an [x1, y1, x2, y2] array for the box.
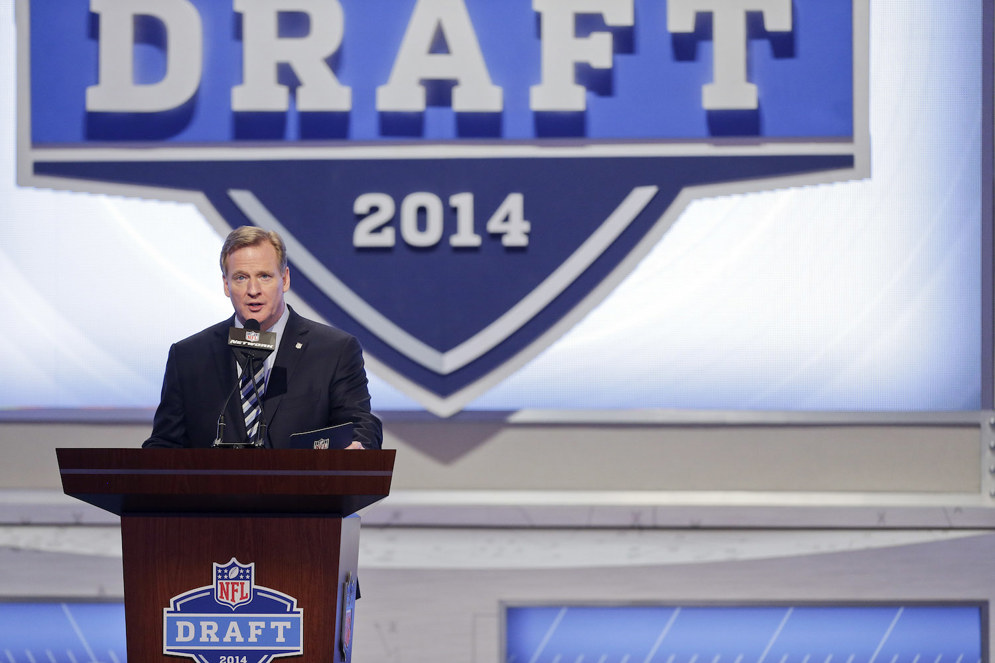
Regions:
[[240, 363, 266, 440]]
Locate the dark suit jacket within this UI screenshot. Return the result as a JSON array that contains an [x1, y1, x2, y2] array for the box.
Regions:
[[143, 307, 382, 448]]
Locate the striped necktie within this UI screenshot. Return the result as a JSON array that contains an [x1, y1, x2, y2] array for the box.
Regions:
[[240, 362, 266, 441]]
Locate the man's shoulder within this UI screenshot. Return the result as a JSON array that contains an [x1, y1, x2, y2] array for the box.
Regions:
[[289, 309, 357, 345], [171, 318, 232, 351]]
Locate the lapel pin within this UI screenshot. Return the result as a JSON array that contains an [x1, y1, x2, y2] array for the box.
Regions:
[[296, 342, 303, 350]]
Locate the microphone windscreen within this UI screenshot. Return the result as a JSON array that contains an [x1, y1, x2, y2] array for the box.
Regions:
[[228, 319, 276, 359]]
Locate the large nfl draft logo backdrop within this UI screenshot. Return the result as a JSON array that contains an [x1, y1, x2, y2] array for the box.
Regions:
[[17, 0, 867, 416]]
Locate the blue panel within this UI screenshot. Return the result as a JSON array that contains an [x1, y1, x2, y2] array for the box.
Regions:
[[0, 601, 985, 662], [0, 603, 126, 662], [505, 605, 984, 663]]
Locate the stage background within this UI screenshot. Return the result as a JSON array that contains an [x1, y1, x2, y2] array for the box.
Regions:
[[2, 1, 995, 661]]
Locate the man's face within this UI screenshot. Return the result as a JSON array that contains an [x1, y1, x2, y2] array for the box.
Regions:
[[222, 242, 290, 331]]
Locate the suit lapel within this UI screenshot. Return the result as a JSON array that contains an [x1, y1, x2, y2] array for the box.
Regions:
[[262, 309, 308, 429]]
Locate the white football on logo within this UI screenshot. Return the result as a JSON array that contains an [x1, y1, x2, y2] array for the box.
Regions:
[[227, 567, 240, 579]]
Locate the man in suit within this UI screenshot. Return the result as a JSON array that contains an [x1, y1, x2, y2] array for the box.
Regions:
[[143, 226, 382, 449]]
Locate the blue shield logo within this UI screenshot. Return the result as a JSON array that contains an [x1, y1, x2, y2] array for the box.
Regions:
[[17, 0, 867, 415]]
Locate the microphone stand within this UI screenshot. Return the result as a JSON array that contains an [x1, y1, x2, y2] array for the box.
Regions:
[[212, 352, 262, 448], [213, 318, 273, 448]]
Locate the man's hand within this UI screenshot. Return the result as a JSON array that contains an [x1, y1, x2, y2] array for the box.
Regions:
[[346, 441, 365, 450]]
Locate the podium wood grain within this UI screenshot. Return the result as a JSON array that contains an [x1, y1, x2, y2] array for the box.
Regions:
[[57, 448, 394, 663]]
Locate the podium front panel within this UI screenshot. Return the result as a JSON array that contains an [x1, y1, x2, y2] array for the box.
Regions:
[[121, 514, 360, 663]]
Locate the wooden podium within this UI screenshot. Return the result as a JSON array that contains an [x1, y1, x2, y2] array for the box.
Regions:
[[56, 448, 395, 663]]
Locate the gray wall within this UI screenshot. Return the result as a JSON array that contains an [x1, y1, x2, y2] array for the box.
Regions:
[[4, 412, 995, 662]]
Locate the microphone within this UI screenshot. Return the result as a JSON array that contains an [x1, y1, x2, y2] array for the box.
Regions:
[[212, 319, 277, 448], [228, 318, 277, 361]]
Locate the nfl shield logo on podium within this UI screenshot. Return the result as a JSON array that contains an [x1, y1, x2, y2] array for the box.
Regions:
[[163, 558, 304, 663]]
